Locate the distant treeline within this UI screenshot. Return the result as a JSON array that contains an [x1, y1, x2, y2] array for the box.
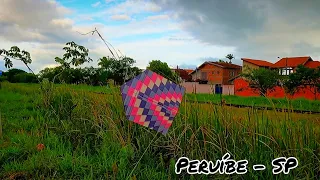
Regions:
[[0, 58, 180, 86]]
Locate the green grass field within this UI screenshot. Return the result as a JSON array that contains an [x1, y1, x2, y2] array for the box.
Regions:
[[1, 82, 320, 179], [7, 82, 320, 112], [187, 93, 320, 112]]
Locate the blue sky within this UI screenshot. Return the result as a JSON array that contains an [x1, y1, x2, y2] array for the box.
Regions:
[[2, 0, 319, 73], [0, 0, 235, 72]]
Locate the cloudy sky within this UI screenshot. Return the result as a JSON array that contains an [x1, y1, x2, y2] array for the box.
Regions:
[[1, 0, 320, 73]]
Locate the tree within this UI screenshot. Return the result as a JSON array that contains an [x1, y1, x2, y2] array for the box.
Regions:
[[53, 41, 93, 83], [98, 56, 142, 85], [5, 68, 26, 82], [219, 59, 227, 63], [39, 67, 63, 82], [0, 46, 32, 69], [225, 54, 234, 63], [55, 41, 93, 68], [284, 65, 320, 100], [241, 68, 280, 96], [39, 66, 107, 85], [147, 60, 179, 83], [12, 73, 38, 83]]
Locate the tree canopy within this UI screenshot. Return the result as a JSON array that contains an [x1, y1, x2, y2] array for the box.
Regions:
[[0, 46, 32, 69], [225, 54, 234, 63], [146, 60, 179, 83], [55, 41, 93, 68], [241, 68, 280, 96], [98, 56, 142, 85], [284, 65, 320, 99]]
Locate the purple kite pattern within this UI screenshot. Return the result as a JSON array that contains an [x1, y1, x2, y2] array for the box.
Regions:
[[120, 70, 185, 135]]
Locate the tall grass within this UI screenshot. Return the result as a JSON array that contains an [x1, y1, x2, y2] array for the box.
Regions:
[[188, 93, 320, 112], [0, 82, 319, 179]]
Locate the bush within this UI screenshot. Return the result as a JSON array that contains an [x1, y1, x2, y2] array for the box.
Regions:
[[12, 73, 38, 83], [0, 76, 7, 82]]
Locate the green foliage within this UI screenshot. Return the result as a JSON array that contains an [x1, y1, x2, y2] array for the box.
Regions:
[[5, 68, 26, 82], [12, 73, 38, 83], [39, 66, 108, 86], [0, 69, 37, 83], [187, 93, 320, 112], [1, 83, 320, 179], [284, 65, 320, 99], [98, 56, 142, 85], [55, 41, 93, 68], [0, 76, 7, 82], [146, 60, 180, 83], [241, 68, 280, 96], [38, 66, 63, 82], [225, 54, 234, 63], [39, 78, 55, 108], [0, 46, 32, 68]]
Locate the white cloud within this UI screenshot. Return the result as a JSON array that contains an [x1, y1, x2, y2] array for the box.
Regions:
[[146, 14, 169, 21], [0, 0, 85, 43], [110, 14, 131, 21], [153, 0, 320, 61], [105, 0, 114, 3], [116, 37, 235, 68], [0, 0, 237, 73], [50, 18, 74, 28], [91, 1, 101, 8], [103, 0, 162, 15]]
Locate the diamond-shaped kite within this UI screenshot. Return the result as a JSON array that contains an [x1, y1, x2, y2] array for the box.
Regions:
[[120, 69, 185, 135]]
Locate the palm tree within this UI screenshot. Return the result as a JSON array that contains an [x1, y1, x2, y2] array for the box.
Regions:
[[225, 54, 235, 63]]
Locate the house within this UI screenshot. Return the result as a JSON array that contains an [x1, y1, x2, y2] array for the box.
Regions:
[[171, 67, 193, 81], [272, 56, 313, 75], [241, 56, 320, 75], [189, 61, 242, 85], [233, 56, 320, 100], [241, 58, 274, 73]]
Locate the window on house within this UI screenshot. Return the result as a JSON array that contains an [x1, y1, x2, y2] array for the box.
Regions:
[[230, 70, 235, 77], [217, 71, 220, 75], [279, 67, 293, 75], [212, 71, 214, 75]]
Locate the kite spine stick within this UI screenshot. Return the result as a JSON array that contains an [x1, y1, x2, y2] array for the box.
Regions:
[[126, 134, 158, 180]]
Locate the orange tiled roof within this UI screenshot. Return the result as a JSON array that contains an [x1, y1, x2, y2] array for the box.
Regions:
[[273, 56, 311, 68], [241, 58, 273, 67], [209, 62, 242, 69], [185, 69, 194, 74], [305, 61, 320, 68]]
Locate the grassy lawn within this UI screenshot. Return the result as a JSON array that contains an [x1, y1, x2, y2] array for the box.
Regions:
[[1, 82, 320, 179], [187, 93, 320, 112], [6, 82, 320, 112]]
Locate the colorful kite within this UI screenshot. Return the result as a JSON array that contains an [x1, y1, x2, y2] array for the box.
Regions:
[[120, 69, 185, 135]]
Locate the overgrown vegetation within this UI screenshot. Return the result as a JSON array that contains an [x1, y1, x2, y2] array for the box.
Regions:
[[1, 29, 320, 179], [0, 83, 319, 179], [147, 60, 180, 83]]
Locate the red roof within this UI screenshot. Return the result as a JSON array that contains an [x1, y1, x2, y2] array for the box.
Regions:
[[189, 61, 241, 74], [185, 69, 194, 74], [305, 61, 320, 68], [273, 56, 311, 68], [208, 62, 242, 69], [241, 58, 273, 67]]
